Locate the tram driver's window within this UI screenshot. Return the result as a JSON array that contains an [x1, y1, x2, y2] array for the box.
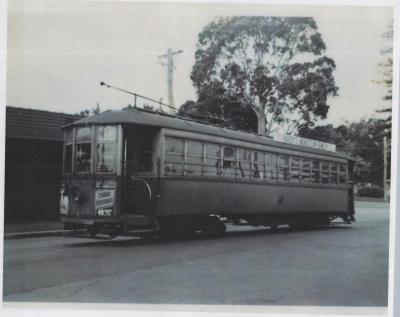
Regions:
[[96, 126, 117, 173], [75, 127, 92, 173]]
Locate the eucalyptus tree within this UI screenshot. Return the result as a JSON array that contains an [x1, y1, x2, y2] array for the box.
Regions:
[[188, 16, 338, 135]]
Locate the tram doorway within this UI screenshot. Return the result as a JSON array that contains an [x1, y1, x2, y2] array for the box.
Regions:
[[122, 125, 158, 215]]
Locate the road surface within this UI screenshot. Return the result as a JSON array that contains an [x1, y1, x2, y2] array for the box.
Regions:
[[3, 201, 389, 306]]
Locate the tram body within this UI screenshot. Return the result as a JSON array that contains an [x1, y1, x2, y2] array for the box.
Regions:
[[60, 108, 355, 236]]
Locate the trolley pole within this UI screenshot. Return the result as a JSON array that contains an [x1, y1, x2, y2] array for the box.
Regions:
[[158, 48, 183, 109]]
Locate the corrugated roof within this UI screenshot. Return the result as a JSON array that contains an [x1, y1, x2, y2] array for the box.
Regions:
[[6, 106, 83, 141], [67, 107, 354, 161]]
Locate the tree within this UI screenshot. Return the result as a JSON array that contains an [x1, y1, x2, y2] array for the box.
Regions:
[[299, 119, 387, 185], [187, 16, 338, 135], [77, 103, 101, 117], [376, 20, 393, 131]]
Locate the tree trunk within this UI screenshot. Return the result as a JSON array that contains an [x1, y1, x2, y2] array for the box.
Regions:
[[256, 104, 266, 135]]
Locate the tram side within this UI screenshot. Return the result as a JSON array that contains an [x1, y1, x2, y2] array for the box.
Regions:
[[155, 128, 354, 229]]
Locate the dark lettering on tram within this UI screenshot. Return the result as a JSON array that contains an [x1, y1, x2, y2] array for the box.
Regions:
[[60, 107, 356, 238]]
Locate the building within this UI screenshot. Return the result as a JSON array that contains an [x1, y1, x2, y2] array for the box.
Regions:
[[5, 106, 83, 223]]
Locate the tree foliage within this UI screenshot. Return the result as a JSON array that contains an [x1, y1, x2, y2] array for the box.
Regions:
[[299, 118, 388, 185], [182, 16, 338, 135]]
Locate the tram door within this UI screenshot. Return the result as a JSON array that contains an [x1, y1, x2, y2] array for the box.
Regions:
[[123, 125, 156, 215]]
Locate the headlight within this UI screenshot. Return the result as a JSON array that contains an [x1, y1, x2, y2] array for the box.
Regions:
[[97, 209, 113, 216]]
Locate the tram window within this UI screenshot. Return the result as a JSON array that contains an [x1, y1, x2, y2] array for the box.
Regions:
[[289, 157, 300, 183], [311, 160, 320, 183], [64, 144, 73, 173], [96, 143, 116, 173], [278, 155, 289, 181], [222, 146, 236, 179], [339, 164, 347, 185], [165, 137, 184, 154], [165, 137, 184, 176], [265, 153, 277, 181], [75, 143, 91, 173], [96, 126, 118, 173], [321, 161, 330, 184], [253, 151, 264, 180], [330, 163, 338, 184], [205, 143, 221, 177], [186, 140, 203, 176], [238, 148, 251, 179], [301, 159, 311, 183]]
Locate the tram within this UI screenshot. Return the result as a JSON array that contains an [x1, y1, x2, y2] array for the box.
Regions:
[[60, 106, 355, 238]]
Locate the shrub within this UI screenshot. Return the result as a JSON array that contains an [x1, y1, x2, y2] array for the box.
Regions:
[[357, 186, 384, 198]]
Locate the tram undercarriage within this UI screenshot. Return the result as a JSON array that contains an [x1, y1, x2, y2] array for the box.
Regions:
[[62, 211, 353, 240]]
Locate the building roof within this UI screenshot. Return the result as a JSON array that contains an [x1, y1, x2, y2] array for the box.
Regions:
[[67, 107, 354, 161], [6, 106, 83, 141]]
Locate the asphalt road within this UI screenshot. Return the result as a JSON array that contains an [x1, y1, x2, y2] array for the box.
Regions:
[[3, 201, 389, 306]]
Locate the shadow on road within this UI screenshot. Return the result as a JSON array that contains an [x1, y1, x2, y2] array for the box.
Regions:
[[62, 224, 352, 248]]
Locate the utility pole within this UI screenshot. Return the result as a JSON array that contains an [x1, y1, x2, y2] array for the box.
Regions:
[[158, 48, 183, 109], [383, 131, 389, 201]]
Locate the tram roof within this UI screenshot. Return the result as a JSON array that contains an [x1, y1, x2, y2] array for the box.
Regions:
[[65, 107, 355, 161]]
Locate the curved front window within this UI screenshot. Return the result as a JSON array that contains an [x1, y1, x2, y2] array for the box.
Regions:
[[95, 126, 118, 173], [62, 125, 120, 175]]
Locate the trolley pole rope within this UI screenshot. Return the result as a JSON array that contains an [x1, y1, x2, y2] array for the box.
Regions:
[[100, 81, 178, 111]]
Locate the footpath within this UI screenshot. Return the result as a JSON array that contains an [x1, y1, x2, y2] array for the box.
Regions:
[[3, 221, 73, 239]]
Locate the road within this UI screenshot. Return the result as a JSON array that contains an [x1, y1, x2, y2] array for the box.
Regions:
[[3, 201, 389, 306]]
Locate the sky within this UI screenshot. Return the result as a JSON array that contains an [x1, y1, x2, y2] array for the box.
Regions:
[[6, 0, 394, 127]]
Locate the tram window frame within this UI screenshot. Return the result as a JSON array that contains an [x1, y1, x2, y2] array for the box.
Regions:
[[95, 126, 118, 174], [311, 160, 321, 184], [278, 155, 289, 182], [301, 158, 311, 183], [63, 129, 73, 174], [253, 151, 264, 181], [221, 146, 236, 179], [164, 137, 185, 176], [339, 163, 347, 186], [265, 153, 277, 182], [204, 143, 221, 177], [321, 161, 330, 184], [238, 148, 252, 179], [289, 156, 301, 183], [330, 162, 339, 185], [75, 126, 92, 174], [185, 140, 203, 177]]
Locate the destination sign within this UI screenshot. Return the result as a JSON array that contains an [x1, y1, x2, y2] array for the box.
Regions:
[[273, 134, 336, 152], [95, 188, 115, 210]]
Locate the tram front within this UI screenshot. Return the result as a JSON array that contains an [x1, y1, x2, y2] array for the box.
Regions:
[[60, 121, 159, 237]]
